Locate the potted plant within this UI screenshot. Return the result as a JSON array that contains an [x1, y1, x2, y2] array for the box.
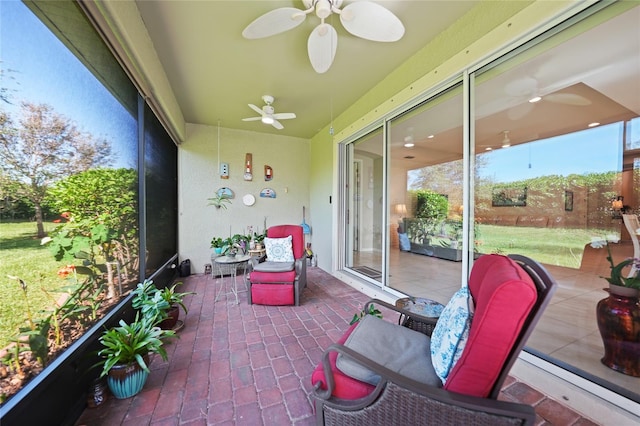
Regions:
[[253, 230, 266, 250], [131, 280, 171, 325], [211, 237, 225, 255], [590, 237, 640, 376], [207, 193, 232, 210], [96, 313, 175, 399], [157, 282, 195, 330]]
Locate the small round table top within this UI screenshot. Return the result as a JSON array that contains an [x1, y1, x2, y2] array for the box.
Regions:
[[214, 254, 251, 264], [395, 297, 444, 319]]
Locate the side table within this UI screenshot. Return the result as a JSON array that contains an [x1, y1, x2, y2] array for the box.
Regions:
[[214, 254, 251, 304], [395, 297, 445, 335]]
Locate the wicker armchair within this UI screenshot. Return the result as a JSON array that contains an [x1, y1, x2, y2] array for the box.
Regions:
[[312, 254, 557, 426]]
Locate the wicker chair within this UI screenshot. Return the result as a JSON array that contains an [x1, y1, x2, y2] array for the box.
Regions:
[[312, 254, 557, 426]]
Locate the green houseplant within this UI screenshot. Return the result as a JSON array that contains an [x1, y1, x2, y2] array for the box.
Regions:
[[131, 280, 171, 325], [211, 236, 225, 254], [97, 313, 174, 399], [207, 193, 232, 210], [157, 282, 195, 330]]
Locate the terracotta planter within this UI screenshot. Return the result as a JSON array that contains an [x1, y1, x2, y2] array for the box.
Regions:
[[158, 305, 180, 330], [106, 357, 150, 399], [596, 284, 640, 377]]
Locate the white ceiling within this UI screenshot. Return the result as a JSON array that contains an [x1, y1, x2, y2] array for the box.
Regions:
[[134, 0, 479, 139]]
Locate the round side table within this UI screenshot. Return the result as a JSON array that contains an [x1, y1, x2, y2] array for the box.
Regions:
[[214, 254, 251, 304]]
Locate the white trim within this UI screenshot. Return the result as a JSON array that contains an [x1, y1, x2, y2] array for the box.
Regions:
[[513, 352, 640, 424]]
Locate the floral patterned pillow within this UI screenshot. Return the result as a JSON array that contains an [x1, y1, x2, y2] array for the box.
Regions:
[[430, 286, 474, 384], [264, 235, 294, 262]]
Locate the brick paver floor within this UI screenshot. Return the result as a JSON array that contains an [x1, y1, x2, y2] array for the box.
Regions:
[[75, 268, 596, 425]]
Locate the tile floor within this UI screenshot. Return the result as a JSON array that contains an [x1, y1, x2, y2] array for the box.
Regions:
[[76, 268, 597, 425]]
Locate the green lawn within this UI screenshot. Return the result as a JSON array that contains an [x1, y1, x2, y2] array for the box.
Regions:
[[475, 225, 601, 269], [0, 221, 61, 349]]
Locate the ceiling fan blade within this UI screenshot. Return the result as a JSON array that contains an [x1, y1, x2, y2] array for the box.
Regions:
[[242, 117, 262, 122], [272, 120, 284, 130], [545, 93, 591, 106], [340, 1, 404, 42], [507, 102, 534, 121], [273, 112, 296, 120], [242, 7, 307, 39], [248, 103, 264, 116], [308, 23, 338, 74]]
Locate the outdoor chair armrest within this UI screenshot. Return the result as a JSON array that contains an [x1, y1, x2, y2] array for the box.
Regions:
[[314, 343, 535, 426], [364, 298, 439, 336]]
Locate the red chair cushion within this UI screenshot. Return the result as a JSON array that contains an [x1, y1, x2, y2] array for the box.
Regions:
[[444, 254, 536, 397], [311, 323, 376, 399], [250, 270, 296, 284], [267, 225, 305, 259], [251, 283, 294, 305]]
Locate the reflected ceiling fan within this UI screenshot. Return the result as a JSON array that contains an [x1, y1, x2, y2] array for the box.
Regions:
[[242, 0, 405, 73], [505, 76, 591, 120], [479, 131, 511, 152], [242, 95, 296, 130]]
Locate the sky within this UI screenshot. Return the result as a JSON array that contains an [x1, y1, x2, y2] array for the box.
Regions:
[[1, 0, 137, 169], [479, 122, 632, 183]]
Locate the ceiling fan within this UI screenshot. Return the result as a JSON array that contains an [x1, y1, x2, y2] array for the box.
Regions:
[[242, 0, 405, 73], [242, 95, 297, 130], [505, 76, 591, 121]]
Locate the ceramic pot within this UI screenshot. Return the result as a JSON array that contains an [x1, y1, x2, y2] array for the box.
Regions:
[[107, 357, 150, 399], [158, 304, 179, 330], [596, 284, 640, 377]]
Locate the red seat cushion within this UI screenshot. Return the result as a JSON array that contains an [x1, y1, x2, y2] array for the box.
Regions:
[[444, 254, 536, 397], [311, 323, 376, 399], [250, 270, 296, 284], [251, 283, 294, 305]]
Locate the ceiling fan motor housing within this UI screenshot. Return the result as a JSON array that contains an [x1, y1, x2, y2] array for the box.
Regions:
[[262, 95, 275, 105]]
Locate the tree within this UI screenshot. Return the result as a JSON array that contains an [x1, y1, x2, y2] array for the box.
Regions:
[[47, 168, 138, 298], [0, 102, 113, 237]]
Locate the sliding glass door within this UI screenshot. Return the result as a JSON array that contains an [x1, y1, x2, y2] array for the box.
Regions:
[[344, 129, 384, 283]]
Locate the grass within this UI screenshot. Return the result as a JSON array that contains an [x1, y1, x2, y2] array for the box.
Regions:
[[475, 225, 604, 269], [0, 221, 62, 349]]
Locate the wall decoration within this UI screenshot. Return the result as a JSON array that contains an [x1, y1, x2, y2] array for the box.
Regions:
[[219, 162, 229, 179], [492, 186, 527, 207], [564, 190, 573, 211], [260, 188, 276, 198], [265, 165, 273, 181], [242, 194, 256, 206], [244, 153, 253, 181], [216, 187, 234, 199]]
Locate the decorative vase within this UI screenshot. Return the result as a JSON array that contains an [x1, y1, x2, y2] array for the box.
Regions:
[[158, 304, 179, 330], [214, 247, 223, 255], [596, 284, 640, 377], [86, 378, 107, 407], [107, 358, 150, 399]]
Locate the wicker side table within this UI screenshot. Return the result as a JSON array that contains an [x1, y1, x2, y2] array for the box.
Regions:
[[395, 297, 445, 335]]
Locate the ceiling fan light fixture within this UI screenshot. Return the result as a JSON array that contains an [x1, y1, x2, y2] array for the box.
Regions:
[[528, 95, 542, 103], [404, 143, 415, 148], [261, 115, 275, 125]]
